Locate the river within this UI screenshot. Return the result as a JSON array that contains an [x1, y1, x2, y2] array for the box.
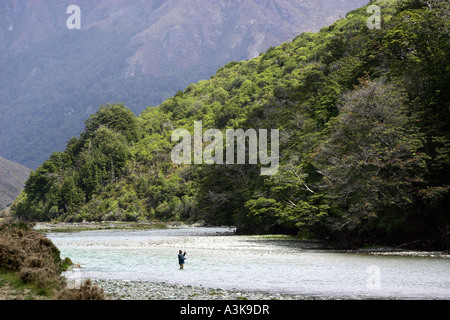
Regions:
[[46, 226, 449, 299]]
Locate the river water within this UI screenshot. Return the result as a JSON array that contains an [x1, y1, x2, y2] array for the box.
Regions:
[[47, 227, 449, 299]]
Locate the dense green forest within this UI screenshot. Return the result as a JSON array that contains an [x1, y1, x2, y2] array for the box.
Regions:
[[12, 0, 449, 250]]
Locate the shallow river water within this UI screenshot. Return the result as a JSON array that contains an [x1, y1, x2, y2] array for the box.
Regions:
[[47, 227, 449, 299]]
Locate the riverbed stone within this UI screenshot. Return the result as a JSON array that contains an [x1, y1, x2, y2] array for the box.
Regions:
[[91, 279, 330, 300]]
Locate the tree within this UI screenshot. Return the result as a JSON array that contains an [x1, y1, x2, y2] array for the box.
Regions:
[[59, 176, 85, 213], [316, 79, 428, 237], [83, 103, 140, 143]]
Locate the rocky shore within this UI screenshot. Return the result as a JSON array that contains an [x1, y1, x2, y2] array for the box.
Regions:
[[91, 279, 330, 300]]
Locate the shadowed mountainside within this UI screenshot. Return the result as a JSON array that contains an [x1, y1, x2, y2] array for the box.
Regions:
[[0, 156, 30, 210]]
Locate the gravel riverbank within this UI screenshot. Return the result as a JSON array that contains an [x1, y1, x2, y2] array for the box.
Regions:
[[91, 279, 330, 300]]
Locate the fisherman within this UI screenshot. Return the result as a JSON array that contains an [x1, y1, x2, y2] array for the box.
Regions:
[[178, 250, 187, 269]]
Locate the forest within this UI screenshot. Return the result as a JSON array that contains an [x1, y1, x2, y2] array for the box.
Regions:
[[11, 0, 449, 250]]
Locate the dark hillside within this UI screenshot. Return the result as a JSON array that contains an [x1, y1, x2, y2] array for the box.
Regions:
[[0, 156, 30, 210]]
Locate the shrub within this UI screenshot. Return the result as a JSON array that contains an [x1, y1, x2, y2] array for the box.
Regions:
[[0, 222, 62, 287], [0, 220, 105, 299]]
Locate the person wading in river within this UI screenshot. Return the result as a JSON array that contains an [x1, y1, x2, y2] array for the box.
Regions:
[[178, 250, 187, 269]]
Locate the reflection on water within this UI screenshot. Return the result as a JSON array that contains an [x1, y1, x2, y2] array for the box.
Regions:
[[48, 227, 450, 299]]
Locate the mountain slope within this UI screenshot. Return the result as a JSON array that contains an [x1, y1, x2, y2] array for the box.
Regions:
[[0, 0, 368, 169], [11, 0, 449, 249], [0, 156, 30, 210]]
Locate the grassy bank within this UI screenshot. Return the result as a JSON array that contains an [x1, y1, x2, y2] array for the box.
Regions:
[[0, 220, 105, 300], [0, 270, 52, 300]]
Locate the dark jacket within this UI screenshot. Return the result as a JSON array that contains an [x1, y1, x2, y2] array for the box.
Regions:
[[178, 253, 186, 264]]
